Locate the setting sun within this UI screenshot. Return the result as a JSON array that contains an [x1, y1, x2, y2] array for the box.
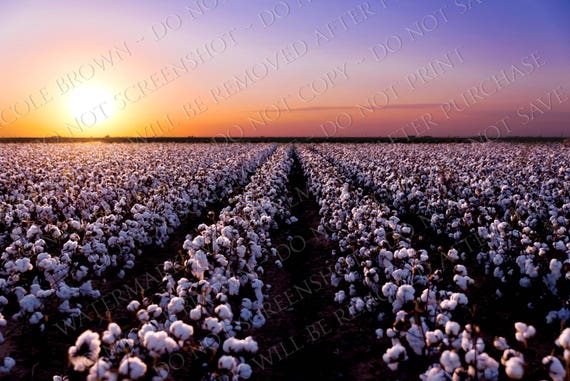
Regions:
[[67, 84, 116, 125]]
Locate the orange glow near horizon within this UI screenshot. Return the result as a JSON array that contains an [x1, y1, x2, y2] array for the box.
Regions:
[[1, 1, 569, 138]]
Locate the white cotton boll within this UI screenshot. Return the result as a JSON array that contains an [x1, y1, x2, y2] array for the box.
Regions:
[[542, 356, 566, 381], [215, 304, 233, 321], [19, 295, 40, 313], [143, 331, 178, 356], [493, 267, 504, 279], [494, 337, 509, 351], [440, 299, 457, 311], [550, 259, 563, 280], [222, 336, 258, 353], [147, 304, 162, 318], [118, 356, 147, 379], [406, 324, 425, 355], [382, 343, 407, 371], [420, 365, 446, 381], [217, 291, 229, 304], [190, 305, 203, 321], [375, 328, 384, 338], [395, 284, 414, 306], [440, 350, 461, 373], [445, 321, 460, 337], [127, 300, 140, 312], [170, 320, 194, 341], [240, 308, 252, 321], [0, 357, 16, 374], [426, 330, 444, 346], [14, 258, 33, 273], [86, 358, 112, 381], [68, 330, 101, 371], [382, 282, 397, 299], [203, 317, 223, 334], [228, 277, 240, 295], [436, 313, 450, 327], [29, 311, 43, 325], [167, 297, 185, 315], [447, 249, 459, 262], [136, 309, 149, 322], [236, 245, 247, 258], [450, 293, 468, 305], [218, 355, 238, 371], [519, 277, 531, 288], [102, 323, 122, 344], [454, 265, 467, 276], [453, 275, 474, 291], [505, 357, 524, 379], [237, 363, 253, 379], [163, 261, 174, 272], [334, 290, 346, 303], [252, 311, 266, 328], [514, 322, 536, 342], [556, 328, 570, 350]]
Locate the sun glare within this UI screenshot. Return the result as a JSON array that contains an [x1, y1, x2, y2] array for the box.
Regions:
[[67, 84, 116, 124]]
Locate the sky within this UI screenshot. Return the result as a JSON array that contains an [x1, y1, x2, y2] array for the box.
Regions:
[[0, 0, 569, 138]]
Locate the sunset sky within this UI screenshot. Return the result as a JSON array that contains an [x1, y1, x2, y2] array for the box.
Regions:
[[1, 0, 569, 138]]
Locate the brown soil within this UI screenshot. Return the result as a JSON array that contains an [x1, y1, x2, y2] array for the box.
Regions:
[[251, 156, 395, 381]]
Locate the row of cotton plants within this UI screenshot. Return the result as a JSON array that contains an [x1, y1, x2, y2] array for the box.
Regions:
[[318, 143, 570, 324], [0, 143, 274, 376], [298, 144, 570, 380], [62, 145, 295, 380]]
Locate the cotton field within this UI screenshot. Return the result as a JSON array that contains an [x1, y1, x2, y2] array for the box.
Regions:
[[0, 142, 569, 380]]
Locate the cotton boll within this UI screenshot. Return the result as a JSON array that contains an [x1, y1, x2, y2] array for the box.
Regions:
[[420, 365, 446, 381], [406, 324, 425, 355], [447, 249, 459, 262], [236, 363, 253, 379], [218, 355, 238, 371], [504, 356, 524, 379], [14, 258, 33, 273], [86, 358, 112, 381], [375, 328, 384, 339], [0, 357, 16, 375], [440, 299, 457, 311], [68, 330, 101, 371], [382, 343, 407, 371], [203, 317, 223, 334], [137, 310, 149, 322], [127, 300, 140, 312], [215, 304, 234, 321], [514, 322, 535, 343], [542, 355, 566, 381], [19, 294, 41, 313], [426, 330, 444, 347], [445, 321, 460, 337], [252, 311, 266, 328], [147, 304, 162, 318], [334, 290, 346, 303], [555, 328, 570, 350], [169, 320, 194, 341], [222, 336, 258, 353], [143, 331, 178, 356], [493, 337, 509, 351], [118, 356, 147, 379], [190, 305, 203, 321], [29, 311, 43, 325], [440, 350, 461, 373], [453, 274, 474, 291]]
